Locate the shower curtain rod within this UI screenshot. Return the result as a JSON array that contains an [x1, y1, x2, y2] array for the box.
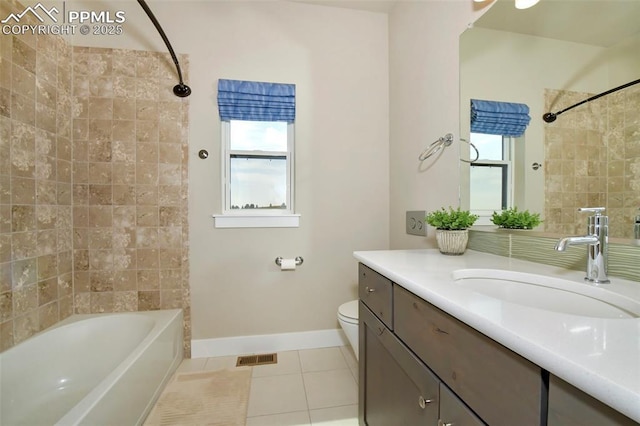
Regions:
[[542, 78, 640, 123], [137, 0, 191, 97]]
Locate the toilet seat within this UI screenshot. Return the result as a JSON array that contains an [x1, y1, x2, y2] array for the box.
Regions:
[[338, 300, 358, 324]]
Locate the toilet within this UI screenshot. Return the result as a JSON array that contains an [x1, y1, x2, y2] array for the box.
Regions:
[[338, 299, 359, 360]]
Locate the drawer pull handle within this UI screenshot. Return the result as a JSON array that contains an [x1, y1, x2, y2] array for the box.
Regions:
[[365, 286, 376, 293], [418, 396, 434, 409], [435, 327, 449, 335], [438, 421, 453, 426]]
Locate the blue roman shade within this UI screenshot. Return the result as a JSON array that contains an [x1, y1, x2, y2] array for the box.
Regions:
[[470, 99, 531, 137], [217, 79, 295, 123]]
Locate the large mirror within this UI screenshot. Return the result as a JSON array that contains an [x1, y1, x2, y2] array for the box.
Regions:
[[460, 0, 640, 240]]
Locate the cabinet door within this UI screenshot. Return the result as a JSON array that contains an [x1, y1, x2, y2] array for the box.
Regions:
[[548, 375, 639, 426], [439, 384, 485, 426], [360, 302, 439, 426]]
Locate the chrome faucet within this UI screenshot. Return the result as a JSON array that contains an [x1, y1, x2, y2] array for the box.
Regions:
[[554, 207, 609, 284]]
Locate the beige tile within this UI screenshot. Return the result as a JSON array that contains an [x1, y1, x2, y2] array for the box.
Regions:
[[247, 373, 308, 417], [303, 369, 357, 410], [252, 350, 302, 378], [299, 347, 349, 372], [310, 404, 358, 425], [339, 346, 357, 369], [204, 355, 244, 371], [339, 346, 359, 384], [175, 357, 207, 373], [246, 411, 311, 426]]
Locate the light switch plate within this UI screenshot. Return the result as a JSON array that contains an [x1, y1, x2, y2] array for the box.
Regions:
[[406, 211, 426, 236]]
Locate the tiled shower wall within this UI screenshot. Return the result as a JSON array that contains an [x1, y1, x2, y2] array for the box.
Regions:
[[544, 86, 640, 238], [71, 46, 191, 355], [0, 0, 191, 355], [0, 1, 74, 350]]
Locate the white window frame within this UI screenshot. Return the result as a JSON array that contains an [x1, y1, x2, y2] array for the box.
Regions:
[[213, 120, 299, 228], [469, 133, 514, 225]]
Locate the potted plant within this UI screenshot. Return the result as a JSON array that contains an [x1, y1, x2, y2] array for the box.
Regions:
[[425, 207, 479, 255], [490, 207, 542, 230]]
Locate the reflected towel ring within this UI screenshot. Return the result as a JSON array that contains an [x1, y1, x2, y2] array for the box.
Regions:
[[418, 133, 454, 161], [459, 138, 479, 163]]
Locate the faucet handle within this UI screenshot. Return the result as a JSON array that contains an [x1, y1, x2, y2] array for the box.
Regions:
[[578, 207, 605, 215]]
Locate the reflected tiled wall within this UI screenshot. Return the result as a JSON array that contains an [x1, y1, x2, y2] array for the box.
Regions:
[[0, 0, 74, 350], [544, 87, 640, 238], [1, 0, 191, 355]]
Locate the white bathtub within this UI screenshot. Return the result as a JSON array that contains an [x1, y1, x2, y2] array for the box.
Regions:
[[0, 309, 183, 426]]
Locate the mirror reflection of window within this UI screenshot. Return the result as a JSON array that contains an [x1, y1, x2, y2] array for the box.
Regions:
[[469, 133, 513, 215]]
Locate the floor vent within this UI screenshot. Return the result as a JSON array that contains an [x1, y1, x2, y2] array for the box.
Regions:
[[236, 353, 278, 367]]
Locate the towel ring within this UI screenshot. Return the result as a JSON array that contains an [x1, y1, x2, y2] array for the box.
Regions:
[[418, 133, 454, 161], [459, 138, 479, 163]]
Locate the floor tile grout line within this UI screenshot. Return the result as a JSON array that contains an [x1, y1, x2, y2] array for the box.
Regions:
[[297, 350, 313, 413]]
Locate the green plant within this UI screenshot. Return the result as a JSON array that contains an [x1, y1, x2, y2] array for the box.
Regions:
[[490, 207, 542, 229], [425, 207, 479, 230]]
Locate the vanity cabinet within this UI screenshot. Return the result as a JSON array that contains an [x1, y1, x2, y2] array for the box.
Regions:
[[359, 264, 484, 426], [548, 375, 638, 426], [358, 262, 640, 426]]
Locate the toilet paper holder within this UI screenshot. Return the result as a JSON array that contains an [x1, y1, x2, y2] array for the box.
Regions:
[[275, 256, 304, 266]]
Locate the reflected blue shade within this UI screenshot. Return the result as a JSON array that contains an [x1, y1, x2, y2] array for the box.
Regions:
[[470, 165, 506, 210], [471, 99, 530, 136], [230, 157, 287, 209], [230, 120, 287, 152]]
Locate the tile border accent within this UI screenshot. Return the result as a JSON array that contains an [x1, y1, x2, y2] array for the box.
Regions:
[[469, 229, 639, 282]]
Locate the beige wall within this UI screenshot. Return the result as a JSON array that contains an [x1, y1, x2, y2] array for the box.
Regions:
[[187, 2, 390, 340], [388, 1, 485, 249]]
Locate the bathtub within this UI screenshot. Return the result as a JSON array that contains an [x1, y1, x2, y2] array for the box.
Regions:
[[0, 309, 183, 426]]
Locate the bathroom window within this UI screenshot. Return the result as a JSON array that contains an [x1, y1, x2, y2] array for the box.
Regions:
[[214, 79, 298, 228], [469, 132, 513, 219], [222, 119, 294, 211]]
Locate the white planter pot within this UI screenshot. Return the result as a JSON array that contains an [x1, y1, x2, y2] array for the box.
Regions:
[[435, 229, 469, 255]]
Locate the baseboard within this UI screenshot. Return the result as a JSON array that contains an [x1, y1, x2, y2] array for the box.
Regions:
[[191, 328, 349, 358]]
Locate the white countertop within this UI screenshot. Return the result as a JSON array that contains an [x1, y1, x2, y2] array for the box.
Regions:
[[353, 249, 640, 422]]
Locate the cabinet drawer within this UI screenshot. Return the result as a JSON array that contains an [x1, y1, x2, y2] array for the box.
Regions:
[[394, 285, 544, 426], [359, 302, 439, 426], [358, 263, 393, 329]]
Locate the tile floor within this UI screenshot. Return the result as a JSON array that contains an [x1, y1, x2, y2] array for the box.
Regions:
[[175, 346, 359, 426]]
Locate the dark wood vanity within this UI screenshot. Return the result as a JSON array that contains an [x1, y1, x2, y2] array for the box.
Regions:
[[357, 263, 639, 426]]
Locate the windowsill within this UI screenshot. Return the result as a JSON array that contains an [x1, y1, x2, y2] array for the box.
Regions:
[[212, 214, 300, 228]]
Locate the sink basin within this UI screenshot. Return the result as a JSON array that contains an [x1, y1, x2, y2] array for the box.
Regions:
[[452, 269, 640, 319]]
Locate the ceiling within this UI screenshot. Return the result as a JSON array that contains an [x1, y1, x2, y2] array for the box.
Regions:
[[473, 0, 640, 48], [289, 0, 397, 14]]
